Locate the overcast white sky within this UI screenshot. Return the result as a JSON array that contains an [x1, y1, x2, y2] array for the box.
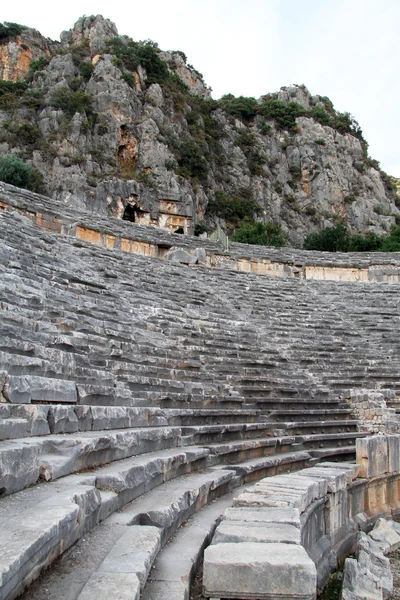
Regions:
[[3, 0, 399, 175]]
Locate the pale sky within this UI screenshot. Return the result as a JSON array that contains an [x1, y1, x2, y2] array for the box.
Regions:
[[3, 0, 400, 176]]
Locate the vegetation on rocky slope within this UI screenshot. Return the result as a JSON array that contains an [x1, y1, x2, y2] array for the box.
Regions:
[[0, 16, 399, 246]]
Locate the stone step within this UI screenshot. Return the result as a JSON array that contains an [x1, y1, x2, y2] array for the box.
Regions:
[[13, 451, 313, 600], [182, 420, 358, 445], [269, 408, 354, 422], [0, 427, 184, 496], [0, 417, 29, 441], [142, 490, 240, 600], [0, 481, 101, 600], [294, 431, 365, 449]]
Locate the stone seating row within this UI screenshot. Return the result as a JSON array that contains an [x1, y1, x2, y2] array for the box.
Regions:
[[1, 431, 314, 600], [0, 406, 364, 496], [203, 434, 400, 600], [2, 181, 400, 278]]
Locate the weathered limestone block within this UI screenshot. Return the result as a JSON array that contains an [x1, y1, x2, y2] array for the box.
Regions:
[[296, 467, 347, 493], [163, 248, 197, 265], [203, 542, 317, 599], [322, 462, 360, 484], [16, 405, 50, 436], [77, 573, 140, 600], [212, 521, 301, 545], [325, 488, 349, 543], [0, 484, 101, 600], [387, 435, 400, 473], [356, 436, 388, 478], [97, 526, 161, 585], [4, 376, 77, 404], [222, 506, 301, 527], [76, 384, 115, 405], [48, 405, 79, 433], [0, 442, 42, 494], [369, 518, 400, 553], [0, 416, 28, 441], [357, 532, 392, 599], [341, 557, 382, 600]]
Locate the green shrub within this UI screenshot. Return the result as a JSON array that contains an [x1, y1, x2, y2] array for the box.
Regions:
[[231, 221, 286, 247], [0, 79, 27, 109], [26, 56, 50, 81], [50, 87, 94, 118], [289, 165, 302, 179], [207, 189, 260, 226], [123, 71, 136, 88], [0, 22, 23, 40], [0, 154, 32, 189], [348, 232, 382, 252], [176, 137, 208, 182], [107, 37, 169, 85], [194, 221, 208, 236], [303, 224, 400, 252], [219, 94, 258, 121], [79, 61, 94, 80], [10, 121, 42, 146], [380, 225, 400, 251], [260, 122, 272, 135], [20, 89, 45, 109], [303, 224, 350, 252], [259, 99, 306, 131]]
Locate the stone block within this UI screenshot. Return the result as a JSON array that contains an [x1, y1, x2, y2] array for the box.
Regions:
[[4, 376, 77, 404], [222, 506, 301, 527], [77, 573, 140, 600], [356, 436, 388, 478], [369, 518, 400, 553], [341, 556, 382, 600], [203, 542, 317, 599], [163, 248, 197, 265], [98, 525, 161, 585], [20, 405, 51, 436], [357, 532, 392, 599], [212, 521, 301, 545], [387, 435, 400, 473], [48, 405, 79, 434]]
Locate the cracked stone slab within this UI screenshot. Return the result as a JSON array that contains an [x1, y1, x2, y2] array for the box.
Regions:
[[212, 520, 301, 545], [4, 376, 78, 404], [77, 573, 140, 600], [203, 542, 317, 599], [222, 506, 301, 527]]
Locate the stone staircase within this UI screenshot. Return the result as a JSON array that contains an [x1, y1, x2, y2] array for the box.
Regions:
[[0, 204, 400, 599]]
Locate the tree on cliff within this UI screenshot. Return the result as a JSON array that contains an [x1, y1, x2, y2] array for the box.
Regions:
[[0, 154, 41, 191]]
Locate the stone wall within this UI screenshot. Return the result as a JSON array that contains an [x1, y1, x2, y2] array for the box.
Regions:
[[346, 389, 400, 434]]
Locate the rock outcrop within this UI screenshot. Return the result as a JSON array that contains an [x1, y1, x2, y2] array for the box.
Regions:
[[0, 15, 398, 244]]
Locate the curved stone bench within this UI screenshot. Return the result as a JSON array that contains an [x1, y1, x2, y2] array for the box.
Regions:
[[203, 435, 400, 600]]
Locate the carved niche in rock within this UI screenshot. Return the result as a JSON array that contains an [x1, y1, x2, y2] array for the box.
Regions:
[[118, 125, 138, 171]]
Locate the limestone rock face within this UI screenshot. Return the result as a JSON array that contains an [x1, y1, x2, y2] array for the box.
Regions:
[[0, 16, 398, 245], [60, 15, 118, 55], [0, 27, 59, 81]]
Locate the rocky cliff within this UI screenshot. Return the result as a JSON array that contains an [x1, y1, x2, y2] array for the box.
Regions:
[[0, 15, 398, 245]]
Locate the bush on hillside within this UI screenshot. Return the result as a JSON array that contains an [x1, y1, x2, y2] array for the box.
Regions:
[[303, 224, 349, 252], [207, 189, 260, 226], [50, 87, 94, 119], [0, 154, 37, 190], [231, 221, 286, 247], [303, 224, 400, 252], [0, 22, 23, 40]]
